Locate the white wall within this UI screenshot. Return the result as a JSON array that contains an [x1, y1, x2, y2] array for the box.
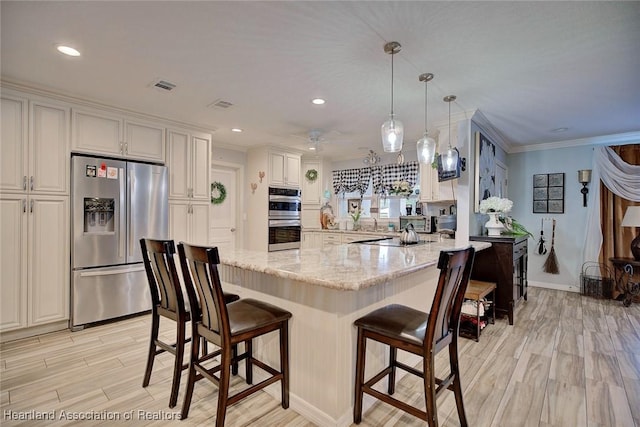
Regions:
[[508, 145, 594, 292]]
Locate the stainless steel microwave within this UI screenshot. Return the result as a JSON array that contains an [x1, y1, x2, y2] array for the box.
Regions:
[[399, 216, 437, 233]]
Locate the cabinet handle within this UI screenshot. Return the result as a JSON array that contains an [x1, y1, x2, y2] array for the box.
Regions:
[[23, 176, 27, 191], [30, 176, 34, 191], [30, 199, 34, 213], [230, 228, 236, 232], [22, 199, 27, 213], [124, 142, 128, 155]]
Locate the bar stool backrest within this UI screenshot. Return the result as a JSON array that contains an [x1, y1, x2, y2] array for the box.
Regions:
[[427, 247, 476, 353], [178, 243, 229, 348], [140, 238, 186, 316]]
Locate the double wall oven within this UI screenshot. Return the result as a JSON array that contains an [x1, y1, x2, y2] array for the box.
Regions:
[[268, 187, 301, 251]]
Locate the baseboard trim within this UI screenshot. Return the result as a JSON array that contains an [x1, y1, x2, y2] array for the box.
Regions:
[[0, 320, 69, 343], [529, 280, 580, 293]]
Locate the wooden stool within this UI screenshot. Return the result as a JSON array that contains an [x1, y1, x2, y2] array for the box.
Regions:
[[462, 279, 496, 342]]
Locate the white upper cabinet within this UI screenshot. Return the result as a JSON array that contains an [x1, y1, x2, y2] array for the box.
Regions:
[[30, 101, 70, 194], [125, 120, 166, 162], [1, 94, 69, 195], [72, 108, 165, 163], [167, 128, 211, 201], [1, 94, 28, 193], [302, 160, 321, 204], [270, 151, 301, 187]]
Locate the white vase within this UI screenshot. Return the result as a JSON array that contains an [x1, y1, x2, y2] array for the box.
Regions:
[[485, 213, 504, 237]]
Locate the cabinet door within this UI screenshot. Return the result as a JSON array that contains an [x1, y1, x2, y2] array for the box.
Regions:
[[72, 109, 123, 156], [270, 152, 286, 185], [0, 196, 28, 331], [1, 95, 28, 192], [30, 101, 70, 194], [169, 201, 190, 244], [190, 202, 210, 245], [191, 135, 211, 201], [29, 196, 69, 325], [302, 161, 321, 204], [419, 164, 437, 202], [167, 130, 190, 199], [286, 154, 301, 186], [125, 120, 165, 163]]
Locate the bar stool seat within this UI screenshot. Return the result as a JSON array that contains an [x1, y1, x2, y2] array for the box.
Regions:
[[353, 247, 475, 426], [140, 238, 239, 409], [178, 242, 292, 427]]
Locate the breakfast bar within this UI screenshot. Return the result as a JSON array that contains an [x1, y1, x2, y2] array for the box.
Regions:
[[217, 239, 490, 427]]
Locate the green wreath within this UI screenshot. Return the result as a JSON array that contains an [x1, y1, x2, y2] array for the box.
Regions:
[[210, 181, 227, 204], [305, 169, 318, 182]]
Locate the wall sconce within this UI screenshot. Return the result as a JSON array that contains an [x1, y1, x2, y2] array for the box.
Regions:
[[578, 169, 592, 207], [251, 183, 258, 194], [258, 171, 265, 183]]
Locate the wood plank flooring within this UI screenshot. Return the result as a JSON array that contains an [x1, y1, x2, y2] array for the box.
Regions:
[[1, 287, 639, 426]]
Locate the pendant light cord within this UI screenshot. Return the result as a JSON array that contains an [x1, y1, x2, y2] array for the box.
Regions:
[[390, 51, 394, 116], [447, 99, 452, 149], [424, 80, 428, 132]]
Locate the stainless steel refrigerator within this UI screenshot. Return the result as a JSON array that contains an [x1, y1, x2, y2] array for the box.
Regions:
[[71, 154, 168, 329]]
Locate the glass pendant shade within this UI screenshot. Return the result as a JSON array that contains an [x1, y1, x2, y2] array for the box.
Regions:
[[442, 147, 460, 172], [381, 115, 404, 153], [416, 133, 437, 164]]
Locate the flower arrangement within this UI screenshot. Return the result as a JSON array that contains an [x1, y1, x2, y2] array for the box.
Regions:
[[479, 196, 513, 214], [350, 208, 362, 223], [390, 180, 413, 197]]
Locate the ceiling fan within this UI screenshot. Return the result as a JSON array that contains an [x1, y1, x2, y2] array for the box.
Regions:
[[291, 129, 349, 152]]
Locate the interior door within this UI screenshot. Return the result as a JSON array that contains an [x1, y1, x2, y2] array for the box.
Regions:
[[209, 165, 238, 251]]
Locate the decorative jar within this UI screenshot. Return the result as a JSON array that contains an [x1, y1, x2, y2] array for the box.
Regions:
[[485, 213, 504, 236]]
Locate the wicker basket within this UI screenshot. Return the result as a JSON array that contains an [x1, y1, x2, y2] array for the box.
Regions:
[[580, 262, 613, 299]]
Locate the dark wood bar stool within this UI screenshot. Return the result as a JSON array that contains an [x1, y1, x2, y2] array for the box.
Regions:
[[177, 242, 292, 426], [140, 238, 239, 408], [353, 246, 475, 426]]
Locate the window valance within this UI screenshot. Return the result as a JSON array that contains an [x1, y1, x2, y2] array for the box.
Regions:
[[372, 161, 419, 195], [332, 167, 372, 195], [332, 161, 419, 195]]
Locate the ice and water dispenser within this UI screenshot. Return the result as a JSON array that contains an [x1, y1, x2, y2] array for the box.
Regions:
[[83, 198, 115, 233]]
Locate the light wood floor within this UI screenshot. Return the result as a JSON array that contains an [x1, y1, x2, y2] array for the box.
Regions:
[[2, 287, 639, 427]]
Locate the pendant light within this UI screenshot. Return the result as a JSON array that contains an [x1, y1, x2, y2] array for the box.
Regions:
[[416, 73, 436, 164], [381, 41, 403, 153], [441, 95, 459, 173]]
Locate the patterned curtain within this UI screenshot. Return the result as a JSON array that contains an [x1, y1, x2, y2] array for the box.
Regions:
[[332, 167, 372, 195], [372, 161, 420, 195]]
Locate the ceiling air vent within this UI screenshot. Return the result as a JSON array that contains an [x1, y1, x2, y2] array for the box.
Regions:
[[208, 99, 234, 109], [151, 79, 176, 92]]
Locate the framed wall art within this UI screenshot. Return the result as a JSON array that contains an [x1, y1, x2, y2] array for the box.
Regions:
[[533, 172, 564, 213], [474, 131, 497, 212]]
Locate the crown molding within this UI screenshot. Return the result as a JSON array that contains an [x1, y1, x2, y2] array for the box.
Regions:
[[1, 77, 218, 136], [509, 131, 640, 153]]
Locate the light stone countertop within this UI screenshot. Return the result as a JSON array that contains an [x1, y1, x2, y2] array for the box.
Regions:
[[219, 239, 491, 291]]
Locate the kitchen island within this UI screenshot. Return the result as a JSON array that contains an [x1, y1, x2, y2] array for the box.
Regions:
[[217, 238, 490, 427]]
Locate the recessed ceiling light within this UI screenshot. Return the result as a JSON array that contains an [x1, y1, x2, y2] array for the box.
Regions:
[[309, 146, 316, 150], [56, 45, 81, 57], [231, 128, 243, 133], [552, 127, 568, 133], [311, 98, 325, 105]]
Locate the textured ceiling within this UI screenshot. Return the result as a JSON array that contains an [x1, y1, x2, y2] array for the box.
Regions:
[[2, 1, 639, 160]]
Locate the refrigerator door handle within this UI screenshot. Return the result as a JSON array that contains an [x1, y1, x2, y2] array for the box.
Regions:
[[119, 167, 126, 259], [128, 168, 135, 256], [78, 265, 145, 277]]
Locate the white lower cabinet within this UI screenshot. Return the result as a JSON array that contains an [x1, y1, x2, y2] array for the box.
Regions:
[[0, 194, 69, 332], [169, 200, 209, 246], [302, 231, 323, 249]]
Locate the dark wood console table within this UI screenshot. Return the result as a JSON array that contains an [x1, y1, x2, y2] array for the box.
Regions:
[[469, 235, 528, 325], [609, 257, 640, 307]]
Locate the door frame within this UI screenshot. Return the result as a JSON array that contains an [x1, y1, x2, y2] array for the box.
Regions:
[[211, 160, 244, 250]]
